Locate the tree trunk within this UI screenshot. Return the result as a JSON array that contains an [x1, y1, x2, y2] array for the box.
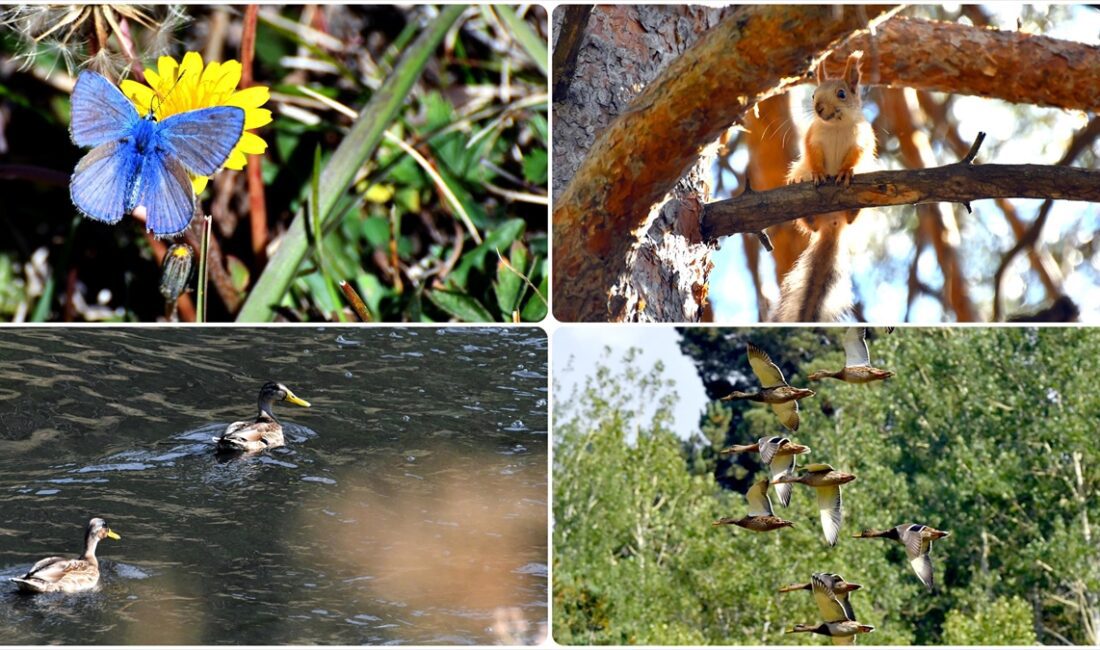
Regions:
[[552, 4, 735, 322]]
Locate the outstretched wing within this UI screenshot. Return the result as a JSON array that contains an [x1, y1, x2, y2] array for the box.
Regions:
[[158, 106, 245, 176], [70, 71, 140, 147], [745, 478, 774, 517], [747, 344, 786, 387], [843, 327, 871, 367], [812, 573, 852, 622], [771, 401, 800, 431], [902, 524, 935, 589], [817, 484, 844, 547], [768, 451, 796, 507], [133, 148, 197, 237], [70, 140, 134, 224]]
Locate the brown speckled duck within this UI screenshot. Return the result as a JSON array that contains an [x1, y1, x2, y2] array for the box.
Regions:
[[779, 572, 863, 623], [809, 327, 894, 384], [853, 523, 950, 590], [787, 620, 875, 645], [721, 344, 815, 431], [213, 382, 311, 453], [721, 435, 810, 507], [772, 464, 855, 546], [10, 518, 121, 593], [713, 477, 794, 532]]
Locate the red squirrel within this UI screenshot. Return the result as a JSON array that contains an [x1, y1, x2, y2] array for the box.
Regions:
[[774, 51, 876, 323]]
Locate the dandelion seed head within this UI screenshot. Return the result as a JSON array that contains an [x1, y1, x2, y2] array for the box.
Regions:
[[0, 4, 189, 77]]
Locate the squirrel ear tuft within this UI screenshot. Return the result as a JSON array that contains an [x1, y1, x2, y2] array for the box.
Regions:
[[844, 50, 864, 88], [814, 58, 827, 85]]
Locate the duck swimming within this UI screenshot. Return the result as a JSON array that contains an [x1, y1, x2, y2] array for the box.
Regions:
[[721, 343, 815, 431], [213, 382, 311, 453], [10, 517, 121, 593]]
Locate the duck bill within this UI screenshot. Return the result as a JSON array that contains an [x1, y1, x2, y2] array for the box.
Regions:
[[106, 530, 121, 540], [929, 529, 950, 540], [842, 582, 863, 592], [284, 392, 311, 408]]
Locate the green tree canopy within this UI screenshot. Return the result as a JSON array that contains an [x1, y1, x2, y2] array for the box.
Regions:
[[554, 329, 1099, 645]]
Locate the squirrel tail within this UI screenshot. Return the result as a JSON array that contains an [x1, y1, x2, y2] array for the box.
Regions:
[[773, 214, 855, 322]]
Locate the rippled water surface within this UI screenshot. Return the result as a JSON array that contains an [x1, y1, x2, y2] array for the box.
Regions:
[[0, 327, 547, 644]]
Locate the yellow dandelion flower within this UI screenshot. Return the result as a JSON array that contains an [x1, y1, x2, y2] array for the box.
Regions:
[[120, 51, 272, 194]]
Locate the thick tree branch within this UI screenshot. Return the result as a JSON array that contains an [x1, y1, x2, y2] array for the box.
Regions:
[[702, 136, 1100, 241], [819, 17, 1100, 112], [553, 5, 898, 322]]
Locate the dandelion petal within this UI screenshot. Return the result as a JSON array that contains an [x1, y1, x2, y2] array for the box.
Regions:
[[227, 86, 270, 110], [237, 131, 268, 155], [244, 108, 273, 129]]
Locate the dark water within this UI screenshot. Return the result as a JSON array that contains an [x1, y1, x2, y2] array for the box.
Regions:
[[0, 327, 547, 645]]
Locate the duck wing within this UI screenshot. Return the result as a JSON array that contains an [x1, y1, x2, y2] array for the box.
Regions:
[[812, 573, 852, 622], [747, 344, 787, 387], [816, 484, 844, 546], [771, 400, 800, 431], [901, 524, 935, 589], [23, 557, 88, 583], [843, 328, 871, 368], [745, 478, 775, 517], [769, 452, 796, 507]]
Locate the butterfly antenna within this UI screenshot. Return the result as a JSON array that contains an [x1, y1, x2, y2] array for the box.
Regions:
[[151, 67, 189, 118]]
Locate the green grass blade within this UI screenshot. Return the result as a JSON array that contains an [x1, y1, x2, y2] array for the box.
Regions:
[[493, 6, 547, 77], [237, 4, 468, 322]]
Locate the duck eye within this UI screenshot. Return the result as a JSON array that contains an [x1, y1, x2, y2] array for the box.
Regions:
[[836, 89, 847, 100]]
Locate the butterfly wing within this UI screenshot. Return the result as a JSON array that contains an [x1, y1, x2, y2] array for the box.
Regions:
[[157, 106, 245, 176], [133, 147, 198, 237], [70, 71, 140, 147], [70, 140, 136, 224]]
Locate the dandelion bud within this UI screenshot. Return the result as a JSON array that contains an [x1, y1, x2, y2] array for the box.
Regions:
[[159, 243, 194, 301]]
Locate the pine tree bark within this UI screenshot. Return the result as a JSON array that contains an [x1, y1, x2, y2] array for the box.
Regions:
[[552, 4, 735, 322]]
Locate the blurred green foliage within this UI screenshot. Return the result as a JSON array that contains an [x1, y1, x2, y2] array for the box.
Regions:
[[0, 5, 547, 322], [554, 328, 1099, 645]]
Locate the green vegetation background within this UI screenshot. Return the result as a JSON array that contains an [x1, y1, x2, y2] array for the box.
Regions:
[[554, 328, 1098, 645]]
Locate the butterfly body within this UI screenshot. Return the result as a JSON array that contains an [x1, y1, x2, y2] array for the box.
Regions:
[[69, 71, 244, 237]]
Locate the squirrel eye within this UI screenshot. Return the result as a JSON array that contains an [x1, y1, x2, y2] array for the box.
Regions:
[[836, 89, 847, 100]]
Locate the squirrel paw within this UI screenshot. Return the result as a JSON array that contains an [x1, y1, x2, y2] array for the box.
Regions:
[[811, 173, 828, 186], [836, 169, 854, 186]]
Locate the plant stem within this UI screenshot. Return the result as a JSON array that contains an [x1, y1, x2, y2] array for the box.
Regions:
[[197, 215, 212, 322]]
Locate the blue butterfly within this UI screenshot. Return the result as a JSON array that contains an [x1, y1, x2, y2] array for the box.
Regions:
[[69, 71, 245, 238]]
